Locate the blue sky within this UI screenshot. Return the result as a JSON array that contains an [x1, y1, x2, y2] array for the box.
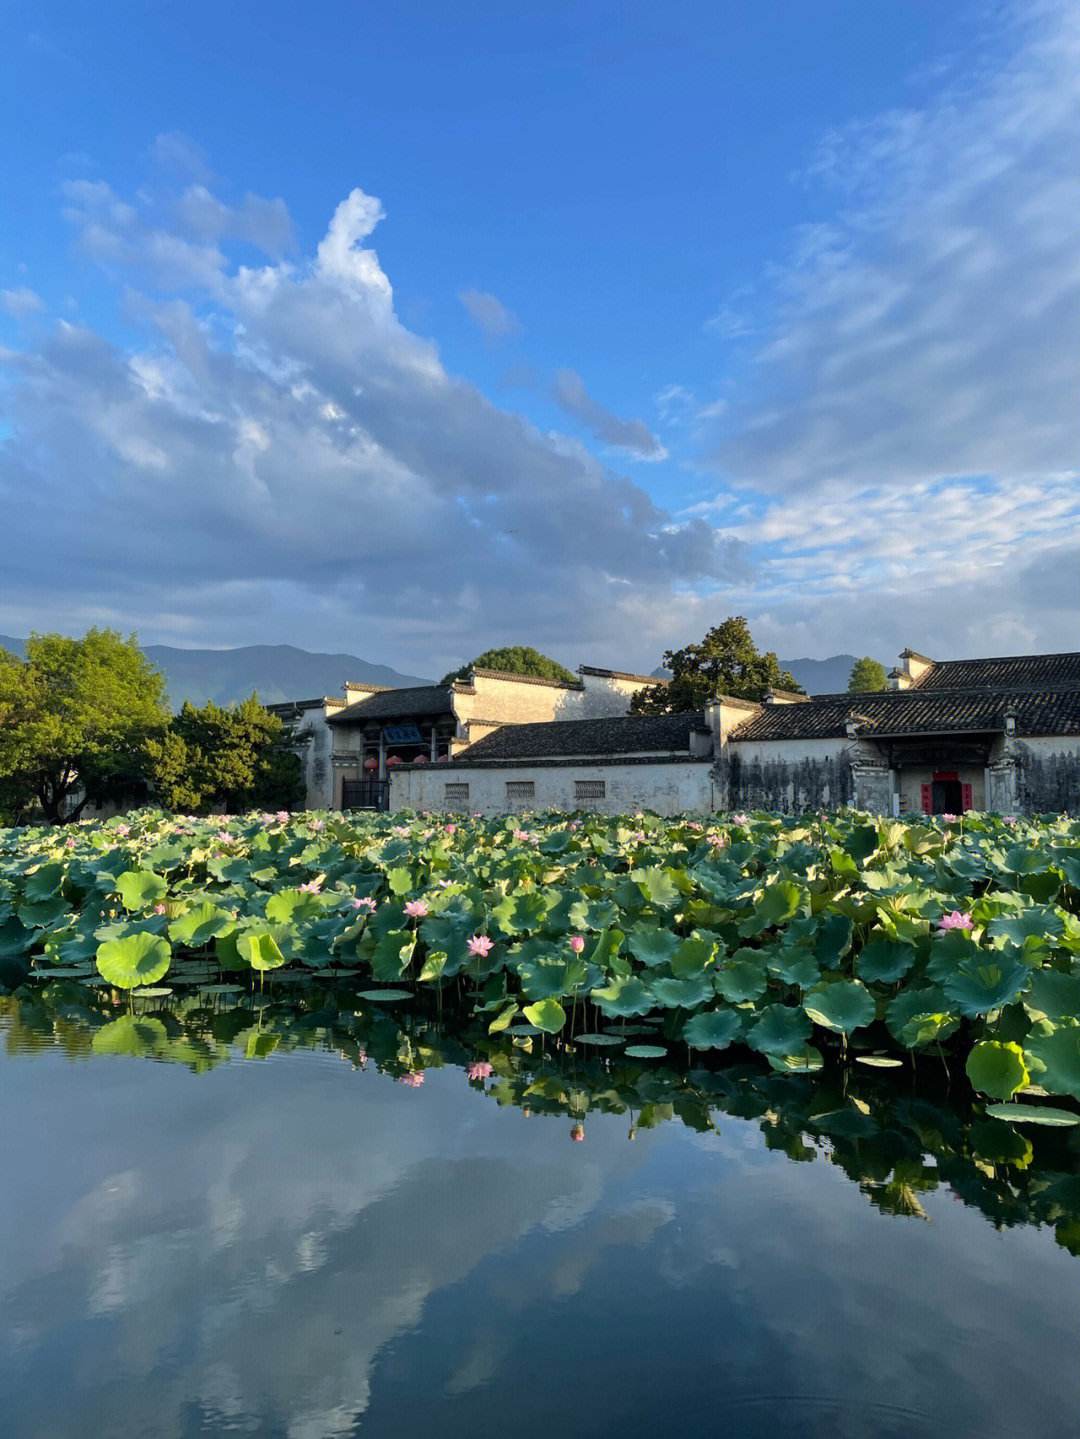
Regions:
[[2, 0, 1078, 675]]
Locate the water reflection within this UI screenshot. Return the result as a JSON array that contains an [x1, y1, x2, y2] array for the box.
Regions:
[[4, 981, 1080, 1437]]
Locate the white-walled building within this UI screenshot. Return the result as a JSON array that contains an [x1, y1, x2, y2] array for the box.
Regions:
[[274, 648, 1080, 817]]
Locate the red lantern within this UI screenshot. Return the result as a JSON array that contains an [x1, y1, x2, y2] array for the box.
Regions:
[[363, 756, 378, 771], [415, 752, 428, 764], [386, 754, 402, 767]]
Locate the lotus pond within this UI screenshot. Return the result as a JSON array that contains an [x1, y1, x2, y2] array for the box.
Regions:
[[4, 808, 1080, 1435]]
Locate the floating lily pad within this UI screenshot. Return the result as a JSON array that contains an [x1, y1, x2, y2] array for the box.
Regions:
[[985, 1103, 1080, 1127], [358, 988, 414, 1001], [198, 983, 245, 994], [624, 1044, 668, 1058], [507, 1023, 543, 1035], [132, 986, 173, 997], [856, 1055, 904, 1068], [32, 966, 94, 978], [573, 1032, 624, 1046]]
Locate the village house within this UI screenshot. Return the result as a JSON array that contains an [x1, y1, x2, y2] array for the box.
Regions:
[[274, 648, 1080, 817], [268, 664, 663, 811]]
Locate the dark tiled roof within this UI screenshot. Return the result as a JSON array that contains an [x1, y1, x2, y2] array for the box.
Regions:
[[914, 652, 1080, 690], [266, 696, 344, 715], [578, 665, 669, 685], [328, 684, 456, 723], [454, 711, 707, 761], [733, 687, 1080, 741]]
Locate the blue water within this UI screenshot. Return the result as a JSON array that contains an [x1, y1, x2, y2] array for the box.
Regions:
[[2, 995, 1079, 1438]]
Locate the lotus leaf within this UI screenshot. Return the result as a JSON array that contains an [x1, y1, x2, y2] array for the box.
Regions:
[[803, 980, 875, 1036], [857, 939, 917, 984], [965, 1040, 1029, 1100], [115, 870, 168, 911], [683, 1008, 742, 1050], [1025, 1028, 1080, 1101], [746, 1004, 812, 1056], [943, 956, 1030, 1017], [522, 998, 567, 1033], [95, 932, 172, 989], [716, 957, 768, 1003]]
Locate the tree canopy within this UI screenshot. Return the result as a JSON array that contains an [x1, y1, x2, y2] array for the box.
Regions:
[[146, 695, 303, 814], [0, 630, 170, 824], [630, 617, 803, 714], [847, 657, 889, 692], [440, 646, 578, 687]]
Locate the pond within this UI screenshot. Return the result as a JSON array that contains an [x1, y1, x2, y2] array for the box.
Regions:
[[3, 985, 1080, 1438]]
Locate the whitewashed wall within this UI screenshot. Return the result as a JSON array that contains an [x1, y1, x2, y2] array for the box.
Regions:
[[391, 761, 716, 816]]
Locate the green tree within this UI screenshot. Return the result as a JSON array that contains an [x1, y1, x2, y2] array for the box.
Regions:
[[848, 656, 888, 692], [440, 645, 577, 686], [0, 630, 170, 824], [147, 695, 303, 813], [630, 617, 803, 714]]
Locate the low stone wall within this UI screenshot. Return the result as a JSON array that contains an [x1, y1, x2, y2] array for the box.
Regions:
[[391, 759, 716, 817]]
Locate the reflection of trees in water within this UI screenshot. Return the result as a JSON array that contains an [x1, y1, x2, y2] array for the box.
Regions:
[[5, 981, 1080, 1258]]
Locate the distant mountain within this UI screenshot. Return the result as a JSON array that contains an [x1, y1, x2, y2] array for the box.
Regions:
[[0, 636, 430, 709], [781, 655, 862, 694]]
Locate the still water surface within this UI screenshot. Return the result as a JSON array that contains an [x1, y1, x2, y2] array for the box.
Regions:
[[3, 991, 1080, 1438]]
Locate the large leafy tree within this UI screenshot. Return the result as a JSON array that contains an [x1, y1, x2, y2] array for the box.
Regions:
[[147, 695, 303, 813], [847, 656, 888, 693], [630, 617, 803, 714], [0, 630, 170, 824], [440, 645, 577, 686]]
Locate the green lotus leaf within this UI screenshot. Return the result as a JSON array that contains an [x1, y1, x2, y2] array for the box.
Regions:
[[987, 906, 1064, 947], [522, 997, 567, 1033], [746, 1004, 812, 1056], [943, 956, 1030, 1017], [115, 870, 168, 911], [670, 935, 715, 976], [767, 949, 821, 989], [683, 1007, 742, 1051], [885, 986, 960, 1049], [965, 1040, 1029, 1100], [17, 896, 70, 929], [767, 1045, 824, 1074], [237, 931, 287, 972], [517, 956, 588, 1000], [1024, 970, 1080, 1022], [370, 929, 416, 980], [169, 902, 236, 948], [649, 974, 712, 1009], [716, 957, 768, 1003], [814, 912, 854, 966], [740, 881, 803, 937], [1025, 1027, 1080, 1101], [626, 925, 681, 967], [804, 980, 875, 1036], [857, 939, 918, 984], [24, 861, 65, 902], [985, 1102, 1080, 1127], [573, 1032, 624, 1045], [265, 888, 329, 923], [624, 1044, 668, 1058], [591, 976, 654, 1017], [358, 988, 414, 1001], [95, 932, 172, 989], [632, 866, 680, 908]]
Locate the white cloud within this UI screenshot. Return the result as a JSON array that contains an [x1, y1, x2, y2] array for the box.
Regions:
[[552, 368, 667, 461], [0, 173, 737, 675], [0, 287, 44, 317], [695, 0, 1080, 658], [458, 287, 521, 340]]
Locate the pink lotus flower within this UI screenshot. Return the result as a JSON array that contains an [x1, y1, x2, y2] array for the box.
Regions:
[[392, 824, 411, 837], [310, 819, 325, 831], [570, 1123, 585, 1143], [938, 910, 974, 931], [513, 829, 532, 842], [569, 935, 586, 954], [940, 812, 959, 823], [351, 896, 376, 912], [445, 823, 457, 835], [298, 879, 322, 894], [215, 830, 233, 843], [467, 1060, 494, 1081], [631, 830, 646, 843], [404, 899, 429, 919], [707, 833, 727, 848], [467, 934, 494, 957], [275, 810, 290, 823], [685, 821, 703, 832], [1003, 815, 1018, 825], [731, 813, 750, 826], [64, 837, 76, 849], [398, 1071, 424, 1087], [153, 903, 168, 915], [115, 824, 130, 837]]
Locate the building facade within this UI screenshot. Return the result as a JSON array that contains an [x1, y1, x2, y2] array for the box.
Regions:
[[274, 648, 1080, 817]]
